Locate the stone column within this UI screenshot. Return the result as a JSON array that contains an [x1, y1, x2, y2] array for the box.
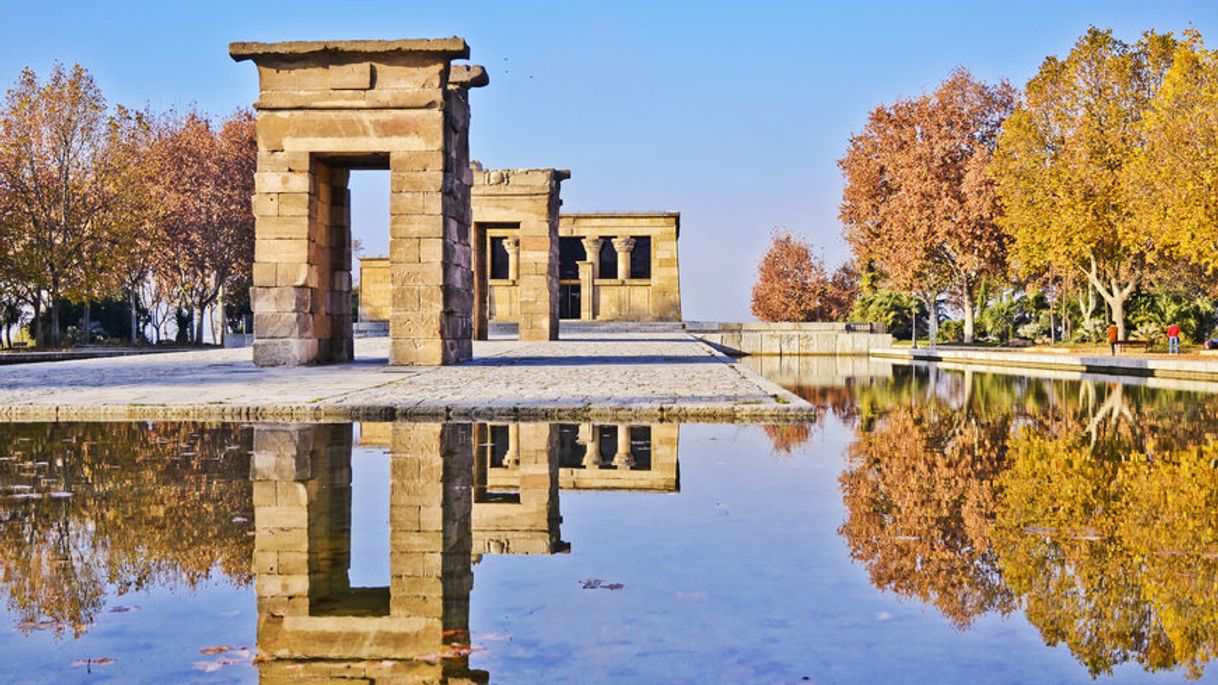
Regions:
[[579, 423, 601, 468], [503, 423, 520, 468], [579, 237, 601, 322], [504, 238, 520, 282], [581, 238, 602, 279], [612, 237, 636, 281], [612, 424, 634, 468]]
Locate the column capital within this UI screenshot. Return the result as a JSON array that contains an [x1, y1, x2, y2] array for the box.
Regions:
[[503, 237, 520, 254], [581, 237, 603, 255], [611, 237, 636, 253]]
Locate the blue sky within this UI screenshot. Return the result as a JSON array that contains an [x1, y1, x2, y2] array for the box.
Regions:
[[2, 1, 1215, 320]]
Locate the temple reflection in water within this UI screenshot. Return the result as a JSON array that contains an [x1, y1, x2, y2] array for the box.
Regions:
[[253, 421, 677, 683], [3, 372, 1218, 683]]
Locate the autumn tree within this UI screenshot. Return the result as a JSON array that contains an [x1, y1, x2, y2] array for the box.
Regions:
[[840, 69, 1014, 343], [146, 110, 256, 344], [823, 260, 860, 322], [0, 64, 132, 346], [992, 27, 1179, 339], [1128, 32, 1218, 275], [751, 230, 833, 322]]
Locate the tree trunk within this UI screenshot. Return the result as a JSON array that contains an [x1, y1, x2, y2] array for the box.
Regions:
[[82, 301, 91, 345], [217, 285, 226, 347], [924, 292, 939, 347], [31, 296, 41, 347], [129, 288, 139, 345], [1110, 296, 1127, 340], [910, 300, 918, 349], [195, 299, 206, 346], [1083, 257, 1135, 340], [962, 289, 976, 344], [50, 298, 60, 348]]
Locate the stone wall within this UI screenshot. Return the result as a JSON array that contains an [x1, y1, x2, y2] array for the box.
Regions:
[[558, 212, 681, 322], [357, 256, 391, 322], [357, 211, 683, 326], [687, 322, 892, 356]]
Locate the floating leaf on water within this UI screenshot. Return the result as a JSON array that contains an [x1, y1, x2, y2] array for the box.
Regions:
[[580, 578, 626, 591], [15, 619, 61, 631], [192, 659, 228, 673], [109, 605, 140, 613], [200, 645, 232, 655], [70, 658, 116, 669]]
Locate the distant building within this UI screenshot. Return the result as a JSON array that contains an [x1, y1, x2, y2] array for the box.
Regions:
[[359, 211, 681, 325]]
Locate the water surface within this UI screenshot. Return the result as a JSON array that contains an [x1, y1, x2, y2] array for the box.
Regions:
[[2, 364, 1217, 683]]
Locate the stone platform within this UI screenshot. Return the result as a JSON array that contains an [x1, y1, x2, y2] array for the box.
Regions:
[[0, 333, 810, 423], [873, 346, 1218, 382]]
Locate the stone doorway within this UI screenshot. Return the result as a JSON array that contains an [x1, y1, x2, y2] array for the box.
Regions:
[[559, 283, 581, 319], [231, 39, 488, 366]]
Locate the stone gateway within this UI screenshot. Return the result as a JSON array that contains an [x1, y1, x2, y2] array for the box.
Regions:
[[231, 39, 487, 366]]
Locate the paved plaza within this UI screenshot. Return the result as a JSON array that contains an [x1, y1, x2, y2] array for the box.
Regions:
[[0, 333, 810, 422]]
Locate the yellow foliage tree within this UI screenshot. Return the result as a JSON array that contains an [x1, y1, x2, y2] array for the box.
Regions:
[[1129, 32, 1218, 274], [992, 28, 1178, 339]]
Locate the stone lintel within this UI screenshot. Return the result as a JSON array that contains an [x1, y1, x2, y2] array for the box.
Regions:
[[449, 64, 490, 89], [230, 38, 470, 62], [559, 211, 681, 239], [471, 164, 571, 196]]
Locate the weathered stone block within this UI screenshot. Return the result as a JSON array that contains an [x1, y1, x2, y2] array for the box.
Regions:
[[253, 338, 319, 366], [329, 62, 372, 90], [255, 312, 315, 339]]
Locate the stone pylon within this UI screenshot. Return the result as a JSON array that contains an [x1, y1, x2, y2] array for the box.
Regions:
[[469, 165, 569, 341], [230, 39, 488, 366]]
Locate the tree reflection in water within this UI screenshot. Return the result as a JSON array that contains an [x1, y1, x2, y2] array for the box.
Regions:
[[0, 422, 253, 636], [839, 366, 1218, 679]]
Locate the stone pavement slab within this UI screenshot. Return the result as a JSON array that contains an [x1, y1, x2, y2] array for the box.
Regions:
[[0, 333, 811, 423]]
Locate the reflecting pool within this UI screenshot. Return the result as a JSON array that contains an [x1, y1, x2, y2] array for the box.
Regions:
[[2, 364, 1218, 683]]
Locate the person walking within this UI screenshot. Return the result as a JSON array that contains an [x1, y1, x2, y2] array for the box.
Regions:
[[1107, 322, 1119, 356], [1167, 322, 1181, 355]]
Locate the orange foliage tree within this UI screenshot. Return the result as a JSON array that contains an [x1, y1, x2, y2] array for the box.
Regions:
[[839, 69, 1014, 342], [751, 231, 851, 322], [145, 110, 256, 344]]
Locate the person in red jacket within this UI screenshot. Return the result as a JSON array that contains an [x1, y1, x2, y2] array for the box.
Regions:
[[1167, 322, 1181, 355], [1107, 322, 1119, 356]]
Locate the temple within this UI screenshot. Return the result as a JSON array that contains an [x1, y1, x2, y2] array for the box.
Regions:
[[359, 165, 682, 333]]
